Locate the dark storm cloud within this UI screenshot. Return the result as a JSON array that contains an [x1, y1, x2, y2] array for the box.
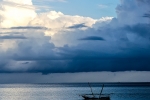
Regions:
[[143, 12, 150, 18], [22, 62, 30, 64], [5, 43, 150, 74], [78, 36, 105, 41], [138, 0, 150, 3], [1, 0, 150, 74], [1, 23, 150, 74], [124, 24, 150, 37], [19, 50, 150, 74], [68, 23, 87, 29]]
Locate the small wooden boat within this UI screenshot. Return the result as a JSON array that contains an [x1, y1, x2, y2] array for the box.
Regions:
[[80, 83, 110, 100], [81, 95, 110, 100]]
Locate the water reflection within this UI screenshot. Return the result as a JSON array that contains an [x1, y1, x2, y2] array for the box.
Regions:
[[0, 83, 149, 100]]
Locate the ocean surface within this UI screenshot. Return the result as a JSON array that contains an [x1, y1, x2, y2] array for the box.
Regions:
[[0, 83, 150, 100]]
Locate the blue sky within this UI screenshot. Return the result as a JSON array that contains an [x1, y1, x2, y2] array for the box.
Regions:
[[33, 0, 120, 18]]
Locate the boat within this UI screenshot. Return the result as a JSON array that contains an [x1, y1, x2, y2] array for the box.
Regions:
[[81, 95, 110, 100], [80, 83, 110, 100]]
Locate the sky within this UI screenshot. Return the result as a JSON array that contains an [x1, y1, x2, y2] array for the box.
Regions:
[[32, 0, 119, 18], [0, 0, 150, 83]]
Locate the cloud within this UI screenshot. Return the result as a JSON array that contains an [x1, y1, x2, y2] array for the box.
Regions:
[[98, 4, 108, 9], [0, 0, 35, 9], [124, 24, 150, 38], [78, 36, 105, 41], [68, 23, 87, 29], [116, 0, 150, 25], [1, 26, 48, 30], [0, 0, 150, 74], [0, 35, 27, 39], [10, 26, 48, 30], [143, 12, 150, 18], [29, 11, 97, 36], [0, 0, 37, 28], [0, 32, 24, 34]]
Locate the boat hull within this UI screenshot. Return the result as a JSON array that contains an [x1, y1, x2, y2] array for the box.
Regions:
[[82, 95, 110, 100]]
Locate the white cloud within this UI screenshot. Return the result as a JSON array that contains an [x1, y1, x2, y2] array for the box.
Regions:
[[98, 4, 108, 9], [0, 0, 37, 28], [0, 0, 112, 47], [3, 0, 33, 5], [29, 11, 100, 37]]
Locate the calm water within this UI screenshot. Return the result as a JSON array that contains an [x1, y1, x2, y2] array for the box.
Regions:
[[0, 83, 150, 100]]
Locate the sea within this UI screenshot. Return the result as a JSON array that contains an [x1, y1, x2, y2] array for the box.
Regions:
[[0, 83, 150, 100]]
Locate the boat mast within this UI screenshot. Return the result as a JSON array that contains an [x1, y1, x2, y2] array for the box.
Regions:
[[99, 84, 104, 99], [88, 82, 95, 97]]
